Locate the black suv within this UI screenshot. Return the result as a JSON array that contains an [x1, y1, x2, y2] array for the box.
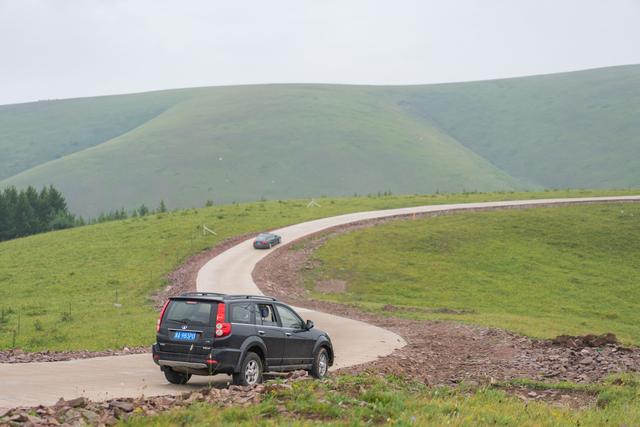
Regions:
[[152, 293, 334, 386]]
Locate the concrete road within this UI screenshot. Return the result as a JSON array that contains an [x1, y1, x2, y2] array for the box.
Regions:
[[1, 196, 638, 409], [0, 354, 230, 409]]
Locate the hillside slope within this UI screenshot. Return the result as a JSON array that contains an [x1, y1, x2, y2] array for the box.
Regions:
[[394, 64, 640, 189], [0, 89, 195, 180], [1, 65, 638, 216], [1, 85, 521, 216], [0, 190, 635, 352]]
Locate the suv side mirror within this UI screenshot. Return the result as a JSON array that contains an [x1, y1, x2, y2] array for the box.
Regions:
[[305, 320, 314, 330]]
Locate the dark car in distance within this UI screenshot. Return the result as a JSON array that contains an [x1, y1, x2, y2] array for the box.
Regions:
[[253, 233, 281, 249], [152, 293, 333, 386]]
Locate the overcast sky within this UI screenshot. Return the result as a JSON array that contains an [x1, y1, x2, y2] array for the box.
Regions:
[[1, 0, 639, 105]]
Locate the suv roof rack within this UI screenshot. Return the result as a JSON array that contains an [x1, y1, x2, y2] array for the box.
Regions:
[[224, 294, 277, 301], [178, 292, 225, 298]]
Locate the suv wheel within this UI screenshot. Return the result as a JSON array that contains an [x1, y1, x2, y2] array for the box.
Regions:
[[164, 368, 192, 384], [233, 352, 263, 386], [310, 347, 329, 379]]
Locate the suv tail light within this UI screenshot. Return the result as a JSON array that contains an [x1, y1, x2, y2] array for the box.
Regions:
[[156, 300, 169, 332], [215, 303, 232, 337]]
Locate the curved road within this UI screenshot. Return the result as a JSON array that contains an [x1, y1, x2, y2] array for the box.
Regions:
[[1, 196, 638, 409]]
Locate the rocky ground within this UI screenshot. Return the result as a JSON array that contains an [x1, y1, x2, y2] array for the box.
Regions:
[[0, 347, 148, 364], [252, 219, 640, 386], [0, 371, 308, 427]]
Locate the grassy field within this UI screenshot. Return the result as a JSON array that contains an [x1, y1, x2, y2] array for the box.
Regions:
[[306, 203, 640, 344], [123, 373, 640, 426], [2, 65, 639, 216], [0, 189, 636, 352]]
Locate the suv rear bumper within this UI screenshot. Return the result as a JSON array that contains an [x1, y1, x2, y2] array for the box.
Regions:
[[152, 343, 241, 376]]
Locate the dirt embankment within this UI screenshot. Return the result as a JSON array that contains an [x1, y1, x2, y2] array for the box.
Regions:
[[251, 216, 640, 386]]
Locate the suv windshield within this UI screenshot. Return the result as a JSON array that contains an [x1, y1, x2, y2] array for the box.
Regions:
[[164, 300, 214, 326]]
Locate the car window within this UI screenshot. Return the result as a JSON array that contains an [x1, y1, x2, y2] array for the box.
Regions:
[[230, 303, 254, 324], [165, 300, 213, 326], [257, 303, 278, 326], [276, 305, 303, 329]]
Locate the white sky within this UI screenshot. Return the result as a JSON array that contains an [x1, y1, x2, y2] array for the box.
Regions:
[[1, 0, 639, 105]]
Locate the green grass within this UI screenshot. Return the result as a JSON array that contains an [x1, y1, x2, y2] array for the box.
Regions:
[[2, 65, 639, 216], [0, 189, 635, 352], [1, 85, 521, 217], [0, 89, 195, 181], [398, 64, 640, 189], [306, 202, 640, 344], [122, 373, 640, 426]]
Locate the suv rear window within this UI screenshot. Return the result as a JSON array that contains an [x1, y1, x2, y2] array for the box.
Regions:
[[164, 300, 215, 326], [229, 303, 254, 324]]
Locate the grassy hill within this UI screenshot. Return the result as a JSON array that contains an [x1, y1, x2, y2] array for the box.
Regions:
[[394, 65, 640, 189], [0, 89, 195, 181], [1, 189, 634, 352], [0, 65, 638, 216], [0, 86, 520, 217], [307, 203, 640, 343], [2, 192, 640, 426]]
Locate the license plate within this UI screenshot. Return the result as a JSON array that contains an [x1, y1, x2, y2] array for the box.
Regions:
[[173, 331, 197, 341]]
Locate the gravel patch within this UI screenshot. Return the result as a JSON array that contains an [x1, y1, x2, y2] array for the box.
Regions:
[[0, 371, 309, 426]]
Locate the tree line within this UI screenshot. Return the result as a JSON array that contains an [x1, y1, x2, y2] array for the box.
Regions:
[[0, 185, 78, 241], [0, 185, 173, 242], [90, 199, 167, 224]]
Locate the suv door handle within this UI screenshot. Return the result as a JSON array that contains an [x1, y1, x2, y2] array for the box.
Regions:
[[258, 330, 265, 335], [285, 332, 292, 336]]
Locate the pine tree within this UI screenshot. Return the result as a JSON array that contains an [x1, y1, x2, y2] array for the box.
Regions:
[[47, 185, 67, 214], [158, 200, 167, 213], [2, 187, 19, 240], [25, 186, 43, 233], [0, 185, 76, 240], [0, 191, 10, 241], [35, 186, 53, 231], [14, 192, 38, 237], [138, 204, 149, 216]]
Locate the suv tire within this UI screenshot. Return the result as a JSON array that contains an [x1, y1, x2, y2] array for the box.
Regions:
[[164, 368, 192, 384], [233, 352, 263, 386], [310, 347, 329, 379]]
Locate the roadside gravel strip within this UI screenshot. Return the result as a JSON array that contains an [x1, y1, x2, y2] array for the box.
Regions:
[[1, 196, 639, 410]]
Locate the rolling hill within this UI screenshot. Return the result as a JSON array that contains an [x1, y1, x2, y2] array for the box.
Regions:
[[0, 189, 634, 352], [1, 65, 638, 216]]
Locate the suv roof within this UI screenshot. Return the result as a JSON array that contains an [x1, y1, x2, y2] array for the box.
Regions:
[[171, 292, 278, 302]]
